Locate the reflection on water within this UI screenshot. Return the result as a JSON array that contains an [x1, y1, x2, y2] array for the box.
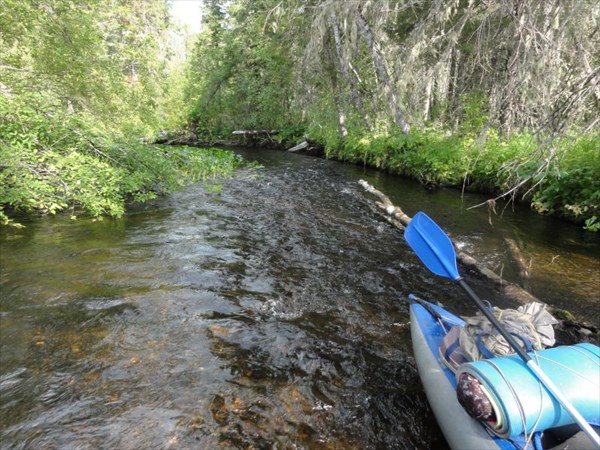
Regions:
[[1, 149, 598, 449]]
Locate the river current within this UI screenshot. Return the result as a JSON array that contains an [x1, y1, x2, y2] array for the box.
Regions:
[[1, 148, 598, 449]]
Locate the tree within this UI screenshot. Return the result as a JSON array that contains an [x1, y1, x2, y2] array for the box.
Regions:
[[0, 0, 231, 224], [182, 0, 599, 226], [186, 0, 296, 137]]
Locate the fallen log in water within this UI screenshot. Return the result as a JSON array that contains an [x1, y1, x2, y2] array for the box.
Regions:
[[232, 130, 279, 136], [288, 141, 309, 152], [504, 237, 532, 292], [359, 179, 539, 304], [287, 138, 324, 156], [358, 179, 598, 343], [231, 130, 280, 148]]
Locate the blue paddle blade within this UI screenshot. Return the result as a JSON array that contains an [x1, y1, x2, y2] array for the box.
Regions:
[[404, 212, 460, 280]]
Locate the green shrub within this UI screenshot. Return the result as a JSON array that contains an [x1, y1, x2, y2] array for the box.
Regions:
[[302, 115, 599, 230], [531, 135, 600, 226]]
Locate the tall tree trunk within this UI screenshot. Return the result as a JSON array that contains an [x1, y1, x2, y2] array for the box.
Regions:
[[447, 47, 460, 130], [324, 30, 348, 138], [331, 13, 370, 128], [423, 69, 433, 122], [355, 10, 410, 134]]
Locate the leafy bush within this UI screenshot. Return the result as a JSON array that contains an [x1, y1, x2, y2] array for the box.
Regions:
[[0, 91, 246, 225], [468, 131, 536, 191], [0, 0, 252, 227], [301, 116, 599, 229], [531, 135, 600, 227], [0, 140, 245, 225]]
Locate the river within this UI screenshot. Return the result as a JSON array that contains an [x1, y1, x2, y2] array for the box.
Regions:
[[1, 148, 598, 449]]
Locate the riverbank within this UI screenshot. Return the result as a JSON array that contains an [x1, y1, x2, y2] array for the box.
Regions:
[[0, 143, 249, 227], [1, 148, 597, 449], [309, 127, 599, 232], [163, 126, 600, 232]]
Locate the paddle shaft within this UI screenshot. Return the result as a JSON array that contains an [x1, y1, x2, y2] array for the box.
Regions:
[[457, 278, 600, 448]]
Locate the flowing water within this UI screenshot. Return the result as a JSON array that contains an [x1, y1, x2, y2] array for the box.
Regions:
[[1, 149, 598, 449]]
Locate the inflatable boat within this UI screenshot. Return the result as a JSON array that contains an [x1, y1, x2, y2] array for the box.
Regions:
[[402, 211, 600, 449], [409, 297, 600, 450]]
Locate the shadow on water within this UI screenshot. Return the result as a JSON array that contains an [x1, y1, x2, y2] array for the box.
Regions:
[[0, 148, 598, 449]]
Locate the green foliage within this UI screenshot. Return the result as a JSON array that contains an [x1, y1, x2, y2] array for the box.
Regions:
[[0, 87, 127, 222], [456, 93, 490, 137], [468, 131, 536, 191], [186, 0, 300, 139], [0, 128, 246, 224], [304, 115, 599, 228], [0, 0, 247, 226], [274, 124, 306, 147], [0, 92, 230, 214], [583, 217, 600, 232], [531, 136, 600, 224]]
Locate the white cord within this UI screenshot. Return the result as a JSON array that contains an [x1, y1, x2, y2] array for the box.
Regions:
[[481, 359, 530, 444], [522, 352, 544, 450], [533, 354, 599, 387]]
